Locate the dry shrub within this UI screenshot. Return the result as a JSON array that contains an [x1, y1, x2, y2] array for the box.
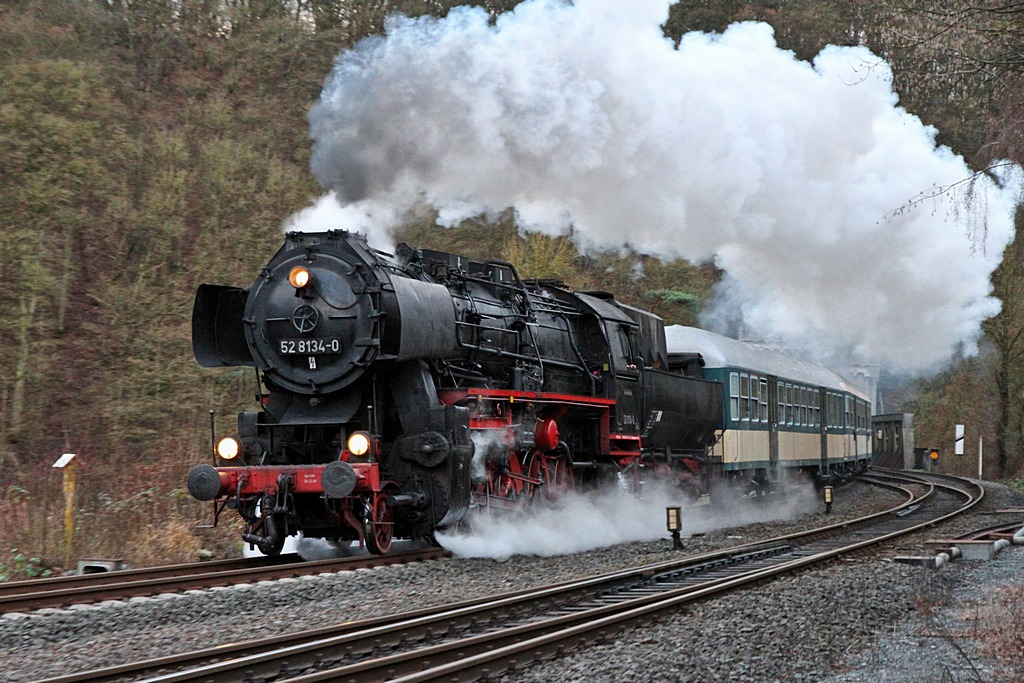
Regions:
[[908, 566, 948, 616], [0, 486, 32, 552], [125, 520, 205, 568], [1, 475, 64, 576], [971, 582, 1024, 674], [193, 513, 248, 559]]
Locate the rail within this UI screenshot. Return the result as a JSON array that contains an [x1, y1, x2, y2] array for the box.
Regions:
[[32, 470, 984, 683], [3, 547, 449, 615]]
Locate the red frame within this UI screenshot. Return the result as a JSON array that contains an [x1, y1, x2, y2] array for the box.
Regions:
[[207, 387, 645, 503], [439, 387, 641, 463], [206, 461, 381, 499]]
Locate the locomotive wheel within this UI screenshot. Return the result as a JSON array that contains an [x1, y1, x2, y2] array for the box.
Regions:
[[364, 493, 393, 555], [529, 454, 574, 502], [491, 453, 524, 500]]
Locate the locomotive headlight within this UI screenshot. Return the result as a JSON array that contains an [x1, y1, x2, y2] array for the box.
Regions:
[[288, 266, 312, 289], [216, 436, 242, 460], [347, 432, 371, 457]]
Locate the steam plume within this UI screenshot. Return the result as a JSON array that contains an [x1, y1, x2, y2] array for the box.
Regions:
[[437, 481, 818, 560], [299, 0, 1020, 373]]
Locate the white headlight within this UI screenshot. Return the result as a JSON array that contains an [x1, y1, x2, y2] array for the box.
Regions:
[[347, 432, 371, 457], [289, 266, 311, 289], [216, 437, 241, 460]]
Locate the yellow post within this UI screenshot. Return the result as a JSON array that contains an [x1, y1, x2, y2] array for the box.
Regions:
[[52, 453, 77, 570]]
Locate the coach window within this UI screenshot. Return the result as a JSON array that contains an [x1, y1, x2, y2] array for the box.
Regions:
[[753, 376, 761, 419], [792, 385, 798, 425], [759, 378, 768, 423], [740, 373, 750, 421], [786, 384, 794, 426], [748, 375, 756, 421], [729, 372, 739, 421], [779, 384, 786, 425], [813, 389, 820, 427]]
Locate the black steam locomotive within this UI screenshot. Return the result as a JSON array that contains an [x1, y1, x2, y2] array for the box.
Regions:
[[187, 230, 722, 554]]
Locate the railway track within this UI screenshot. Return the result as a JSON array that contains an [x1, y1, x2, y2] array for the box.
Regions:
[[957, 520, 1024, 542], [2, 546, 450, 615], [34, 469, 982, 683]]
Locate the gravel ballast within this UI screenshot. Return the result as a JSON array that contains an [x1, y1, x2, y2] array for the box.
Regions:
[[2, 480, 1022, 682]]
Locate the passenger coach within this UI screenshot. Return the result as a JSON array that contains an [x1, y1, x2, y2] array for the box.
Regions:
[[666, 326, 871, 488]]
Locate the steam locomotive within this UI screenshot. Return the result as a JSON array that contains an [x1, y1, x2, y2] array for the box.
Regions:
[[187, 230, 869, 555]]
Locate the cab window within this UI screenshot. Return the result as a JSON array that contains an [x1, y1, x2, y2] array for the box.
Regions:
[[609, 323, 639, 373]]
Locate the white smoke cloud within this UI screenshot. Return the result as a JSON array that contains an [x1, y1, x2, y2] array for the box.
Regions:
[[282, 191, 397, 250], [437, 479, 818, 560], [303, 0, 1020, 374]]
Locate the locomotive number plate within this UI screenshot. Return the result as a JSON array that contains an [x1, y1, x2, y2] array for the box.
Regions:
[[279, 338, 342, 355]]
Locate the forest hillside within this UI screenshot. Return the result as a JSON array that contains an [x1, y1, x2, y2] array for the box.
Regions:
[[1, 0, 1021, 575]]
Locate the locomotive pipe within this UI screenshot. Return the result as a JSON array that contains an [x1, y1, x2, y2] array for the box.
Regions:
[[243, 514, 283, 555], [453, 337, 585, 370], [386, 492, 429, 509], [241, 531, 280, 554], [209, 410, 216, 463]]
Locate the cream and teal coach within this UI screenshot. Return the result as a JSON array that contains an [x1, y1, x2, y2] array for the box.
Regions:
[[666, 326, 871, 488]]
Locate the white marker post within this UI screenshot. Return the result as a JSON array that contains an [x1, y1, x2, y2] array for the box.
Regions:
[[978, 436, 984, 479], [954, 424, 964, 456]]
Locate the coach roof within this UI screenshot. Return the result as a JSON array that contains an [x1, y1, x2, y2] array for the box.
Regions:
[[665, 325, 866, 399]]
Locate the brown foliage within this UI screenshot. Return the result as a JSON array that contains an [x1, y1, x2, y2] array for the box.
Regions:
[[959, 581, 1024, 677]]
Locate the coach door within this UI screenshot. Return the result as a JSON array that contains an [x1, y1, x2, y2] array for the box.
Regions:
[[768, 377, 779, 482]]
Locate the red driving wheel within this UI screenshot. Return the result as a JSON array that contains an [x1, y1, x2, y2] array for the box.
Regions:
[[491, 452, 523, 500], [529, 454, 574, 501], [364, 492, 393, 555]]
